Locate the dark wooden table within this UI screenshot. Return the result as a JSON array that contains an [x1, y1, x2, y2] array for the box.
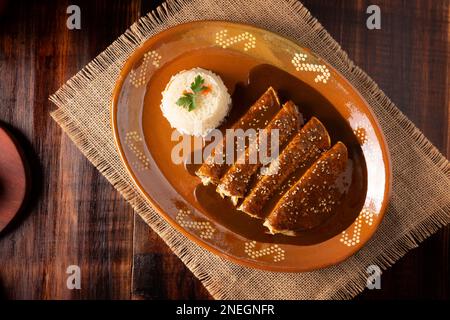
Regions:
[[0, 0, 448, 300]]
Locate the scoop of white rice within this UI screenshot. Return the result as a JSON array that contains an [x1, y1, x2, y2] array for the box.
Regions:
[[161, 68, 231, 137]]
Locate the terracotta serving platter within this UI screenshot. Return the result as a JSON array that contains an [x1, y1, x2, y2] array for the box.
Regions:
[[112, 21, 391, 272]]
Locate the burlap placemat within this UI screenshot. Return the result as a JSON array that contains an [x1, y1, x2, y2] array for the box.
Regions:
[[49, 0, 450, 299]]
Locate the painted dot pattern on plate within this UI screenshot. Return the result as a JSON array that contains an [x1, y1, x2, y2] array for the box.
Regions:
[[215, 29, 256, 51], [176, 209, 216, 239], [291, 52, 330, 84], [353, 127, 368, 145], [346, 102, 376, 150], [129, 50, 162, 88], [125, 131, 150, 171], [244, 241, 285, 262], [340, 208, 374, 247]]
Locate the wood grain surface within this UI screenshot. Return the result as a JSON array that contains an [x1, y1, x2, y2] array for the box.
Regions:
[[0, 0, 448, 300]]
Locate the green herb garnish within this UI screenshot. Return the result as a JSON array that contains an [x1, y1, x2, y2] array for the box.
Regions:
[[176, 75, 209, 111]]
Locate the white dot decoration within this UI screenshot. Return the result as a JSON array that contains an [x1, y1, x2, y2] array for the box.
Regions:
[[176, 209, 216, 239], [215, 29, 256, 51], [340, 208, 375, 247], [291, 52, 330, 84], [129, 50, 162, 88], [353, 127, 368, 145], [244, 241, 285, 262], [125, 131, 150, 171]]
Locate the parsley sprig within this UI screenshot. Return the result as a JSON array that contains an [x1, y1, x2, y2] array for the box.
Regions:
[[176, 75, 209, 111]]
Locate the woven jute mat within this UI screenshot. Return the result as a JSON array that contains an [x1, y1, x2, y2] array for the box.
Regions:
[[49, 0, 450, 299]]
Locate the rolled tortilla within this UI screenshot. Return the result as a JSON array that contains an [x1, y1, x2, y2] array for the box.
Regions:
[[217, 101, 303, 205], [239, 117, 331, 218], [196, 87, 280, 185], [264, 142, 348, 235]]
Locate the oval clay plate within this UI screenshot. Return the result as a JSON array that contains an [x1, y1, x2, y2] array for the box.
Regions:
[[112, 21, 391, 272]]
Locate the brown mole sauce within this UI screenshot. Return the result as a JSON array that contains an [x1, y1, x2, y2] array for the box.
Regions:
[[189, 64, 367, 245]]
